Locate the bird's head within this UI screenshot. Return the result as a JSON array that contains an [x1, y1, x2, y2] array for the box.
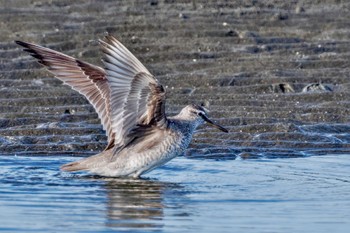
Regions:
[[179, 104, 228, 133]]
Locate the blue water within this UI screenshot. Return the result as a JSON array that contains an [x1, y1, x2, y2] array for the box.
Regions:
[[0, 154, 349, 233]]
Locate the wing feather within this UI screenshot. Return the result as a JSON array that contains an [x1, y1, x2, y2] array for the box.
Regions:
[[16, 36, 168, 153], [99, 35, 167, 150], [15, 40, 114, 144]]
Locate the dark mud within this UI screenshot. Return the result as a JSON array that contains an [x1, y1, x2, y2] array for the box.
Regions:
[[1, 0, 350, 158]]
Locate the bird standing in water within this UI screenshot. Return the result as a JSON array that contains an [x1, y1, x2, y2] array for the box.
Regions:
[[16, 35, 228, 178]]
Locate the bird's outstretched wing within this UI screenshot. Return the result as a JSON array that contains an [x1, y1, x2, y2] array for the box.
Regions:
[[15, 40, 114, 145], [16, 36, 167, 153], [99, 35, 167, 151]]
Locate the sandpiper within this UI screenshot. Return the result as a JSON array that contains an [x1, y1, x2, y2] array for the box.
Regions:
[[16, 35, 228, 178]]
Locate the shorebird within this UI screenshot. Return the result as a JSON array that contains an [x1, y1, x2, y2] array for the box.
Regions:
[[16, 35, 228, 178]]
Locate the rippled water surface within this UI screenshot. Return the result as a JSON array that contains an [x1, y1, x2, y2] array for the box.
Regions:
[[0, 154, 349, 233]]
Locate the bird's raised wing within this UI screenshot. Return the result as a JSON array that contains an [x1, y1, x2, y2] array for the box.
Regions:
[[99, 35, 167, 150], [15, 41, 114, 144], [16, 36, 167, 152]]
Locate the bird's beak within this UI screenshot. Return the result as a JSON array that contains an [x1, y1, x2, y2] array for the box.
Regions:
[[199, 113, 229, 133]]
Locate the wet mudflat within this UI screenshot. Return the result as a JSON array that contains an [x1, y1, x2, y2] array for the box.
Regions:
[[1, 0, 350, 157], [1, 0, 350, 232], [0, 154, 349, 233]]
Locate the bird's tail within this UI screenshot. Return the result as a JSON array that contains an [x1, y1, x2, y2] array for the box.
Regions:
[[60, 149, 113, 172], [60, 160, 88, 172]]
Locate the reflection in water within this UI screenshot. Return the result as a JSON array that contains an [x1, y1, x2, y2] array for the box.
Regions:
[[103, 178, 183, 230]]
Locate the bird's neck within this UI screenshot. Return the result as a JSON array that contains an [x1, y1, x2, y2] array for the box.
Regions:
[[168, 116, 199, 136]]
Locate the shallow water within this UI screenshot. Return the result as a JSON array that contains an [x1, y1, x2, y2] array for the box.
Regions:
[[0, 154, 349, 233]]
